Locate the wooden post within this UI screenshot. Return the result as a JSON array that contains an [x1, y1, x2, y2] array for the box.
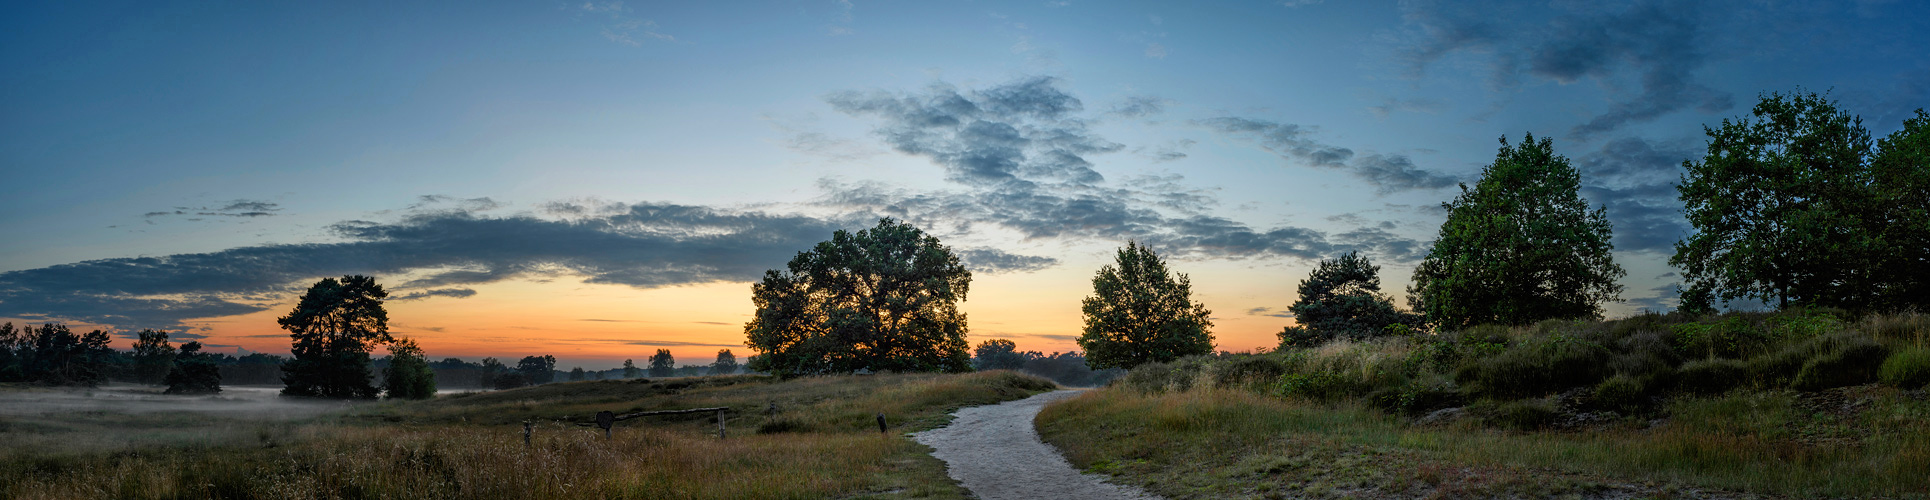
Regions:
[[523, 420, 532, 447], [596, 411, 615, 439], [876, 413, 887, 434], [716, 409, 726, 439]]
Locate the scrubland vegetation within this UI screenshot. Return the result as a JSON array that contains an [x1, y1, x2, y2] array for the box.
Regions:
[[1038, 309, 1930, 498], [1, 371, 1056, 499]]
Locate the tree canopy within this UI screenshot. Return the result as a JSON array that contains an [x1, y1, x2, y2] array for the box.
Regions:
[[382, 337, 436, 399], [709, 349, 738, 375], [744, 218, 973, 377], [279, 275, 393, 398], [1409, 133, 1625, 330], [648, 349, 675, 377], [164, 341, 222, 395], [1278, 251, 1420, 349], [972, 339, 1028, 370], [1077, 241, 1215, 370], [1673, 92, 1928, 311]]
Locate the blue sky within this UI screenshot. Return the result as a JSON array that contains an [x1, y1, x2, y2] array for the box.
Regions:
[[3, 0, 1926, 365]]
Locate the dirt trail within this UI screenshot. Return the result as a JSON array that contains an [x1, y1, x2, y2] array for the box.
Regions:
[[912, 390, 1161, 500]]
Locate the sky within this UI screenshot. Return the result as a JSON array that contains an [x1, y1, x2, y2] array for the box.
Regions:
[[3, 0, 1926, 370]]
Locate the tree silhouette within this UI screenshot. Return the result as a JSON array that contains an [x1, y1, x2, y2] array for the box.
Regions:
[[516, 355, 556, 385], [130, 329, 177, 385], [1278, 251, 1421, 349], [709, 349, 738, 375], [744, 218, 973, 376], [1077, 241, 1215, 370], [279, 275, 392, 398], [164, 341, 222, 395], [648, 349, 675, 377], [622, 358, 639, 379], [972, 339, 1029, 370], [1409, 134, 1624, 329], [381, 337, 436, 399]]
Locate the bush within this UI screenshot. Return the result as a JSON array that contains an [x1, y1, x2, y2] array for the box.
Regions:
[[1457, 333, 1610, 399], [1792, 334, 1890, 391], [1207, 355, 1287, 389], [1276, 371, 1359, 401], [1880, 347, 1930, 389], [1591, 375, 1645, 412], [1677, 358, 1749, 394], [1671, 316, 1773, 359], [1369, 376, 1464, 416], [1480, 399, 1558, 431]]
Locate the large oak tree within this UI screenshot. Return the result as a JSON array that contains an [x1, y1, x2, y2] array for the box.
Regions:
[[279, 275, 392, 398], [1077, 241, 1214, 370], [744, 218, 973, 377]]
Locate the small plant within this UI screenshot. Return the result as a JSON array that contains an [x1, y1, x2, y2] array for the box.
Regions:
[[1879, 347, 1930, 389], [1590, 375, 1645, 413], [1791, 334, 1890, 391], [1480, 399, 1558, 431], [1676, 358, 1748, 394]]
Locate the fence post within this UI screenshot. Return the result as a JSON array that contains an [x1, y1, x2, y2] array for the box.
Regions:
[[716, 409, 726, 439], [876, 413, 887, 434], [523, 420, 532, 447]]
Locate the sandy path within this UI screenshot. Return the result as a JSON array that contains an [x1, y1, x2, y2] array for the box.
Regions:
[[912, 390, 1161, 500]]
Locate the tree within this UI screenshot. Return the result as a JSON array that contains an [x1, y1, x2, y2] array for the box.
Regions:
[[516, 355, 556, 385], [744, 218, 973, 377], [11, 323, 115, 386], [972, 339, 1030, 370], [279, 275, 392, 398], [622, 359, 639, 379], [709, 349, 738, 375], [1673, 92, 1886, 310], [1868, 109, 1930, 309], [382, 337, 436, 399], [1077, 241, 1215, 370], [164, 341, 222, 395], [130, 329, 177, 385], [1408, 133, 1625, 330], [569, 367, 586, 381], [648, 349, 675, 377], [1278, 252, 1422, 349]]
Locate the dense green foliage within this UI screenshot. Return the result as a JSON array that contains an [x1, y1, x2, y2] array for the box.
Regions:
[[129, 329, 176, 385], [163, 341, 223, 394], [278, 275, 392, 398], [1674, 93, 1929, 311], [0, 322, 115, 386], [1409, 133, 1625, 330], [745, 218, 974, 376], [1278, 251, 1421, 349], [622, 358, 639, 379], [382, 337, 436, 399], [1078, 241, 1215, 370]]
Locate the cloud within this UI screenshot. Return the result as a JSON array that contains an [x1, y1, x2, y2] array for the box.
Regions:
[[1575, 136, 1696, 253], [692, 321, 733, 326], [579, 2, 676, 46], [957, 248, 1058, 274], [1107, 96, 1168, 118], [1132, 139, 1193, 162], [1625, 284, 1679, 313], [1246, 306, 1295, 318], [389, 288, 478, 301], [1197, 116, 1458, 192], [820, 77, 1430, 264], [826, 77, 1121, 187], [145, 199, 284, 219], [1144, 43, 1168, 59], [1367, 97, 1443, 118], [623, 339, 745, 348], [0, 203, 865, 331], [1394, 0, 1734, 139]]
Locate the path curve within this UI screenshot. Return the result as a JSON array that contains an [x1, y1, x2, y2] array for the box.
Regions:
[[911, 390, 1161, 500]]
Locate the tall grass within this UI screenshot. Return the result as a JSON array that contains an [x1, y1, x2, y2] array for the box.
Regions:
[[1, 371, 1057, 499]]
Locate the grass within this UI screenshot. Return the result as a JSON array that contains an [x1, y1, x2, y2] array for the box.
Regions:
[[1040, 310, 1930, 499], [1039, 385, 1930, 499], [0, 370, 1057, 499]]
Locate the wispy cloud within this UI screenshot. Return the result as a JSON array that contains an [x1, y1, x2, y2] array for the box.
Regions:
[[1197, 116, 1458, 193], [389, 288, 477, 301], [579, 1, 677, 46], [1246, 306, 1295, 318], [144, 199, 284, 221], [623, 339, 745, 348]]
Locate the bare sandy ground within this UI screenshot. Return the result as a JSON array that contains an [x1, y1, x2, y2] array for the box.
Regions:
[[912, 390, 1161, 500]]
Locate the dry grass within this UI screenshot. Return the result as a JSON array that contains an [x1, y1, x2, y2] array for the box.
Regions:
[[1, 371, 1058, 499], [1039, 384, 1930, 499]]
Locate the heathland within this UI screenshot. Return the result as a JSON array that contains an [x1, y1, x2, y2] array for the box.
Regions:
[[0, 371, 1056, 499], [1037, 309, 1930, 499]]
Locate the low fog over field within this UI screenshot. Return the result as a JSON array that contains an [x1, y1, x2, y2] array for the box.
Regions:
[[0, 385, 355, 454]]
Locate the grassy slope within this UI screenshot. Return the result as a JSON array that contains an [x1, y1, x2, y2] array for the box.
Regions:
[[1037, 311, 1930, 499], [1, 371, 1057, 500]]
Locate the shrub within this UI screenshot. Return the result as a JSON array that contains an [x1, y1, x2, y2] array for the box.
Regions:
[[1480, 399, 1558, 431], [1276, 371, 1361, 401], [1370, 376, 1464, 416], [1591, 375, 1645, 412], [1276, 326, 1330, 350], [1880, 347, 1930, 389], [1792, 334, 1890, 391], [1457, 333, 1610, 399], [1207, 355, 1287, 389], [1676, 358, 1749, 394], [1671, 316, 1773, 359], [1860, 311, 1930, 347]]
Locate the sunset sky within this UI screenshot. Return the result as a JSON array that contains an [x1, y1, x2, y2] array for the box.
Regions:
[[3, 1, 1926, 370]]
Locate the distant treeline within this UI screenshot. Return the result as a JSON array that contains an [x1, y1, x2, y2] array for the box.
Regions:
[[970, 340, 1124, 387]]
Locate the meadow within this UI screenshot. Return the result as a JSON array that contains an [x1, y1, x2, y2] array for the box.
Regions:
[[0, 371, 1057, 499], [1037, 310, 1930, 499]]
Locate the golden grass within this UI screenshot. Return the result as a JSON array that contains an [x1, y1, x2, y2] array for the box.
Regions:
[[1, 371, 1058, 499]]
